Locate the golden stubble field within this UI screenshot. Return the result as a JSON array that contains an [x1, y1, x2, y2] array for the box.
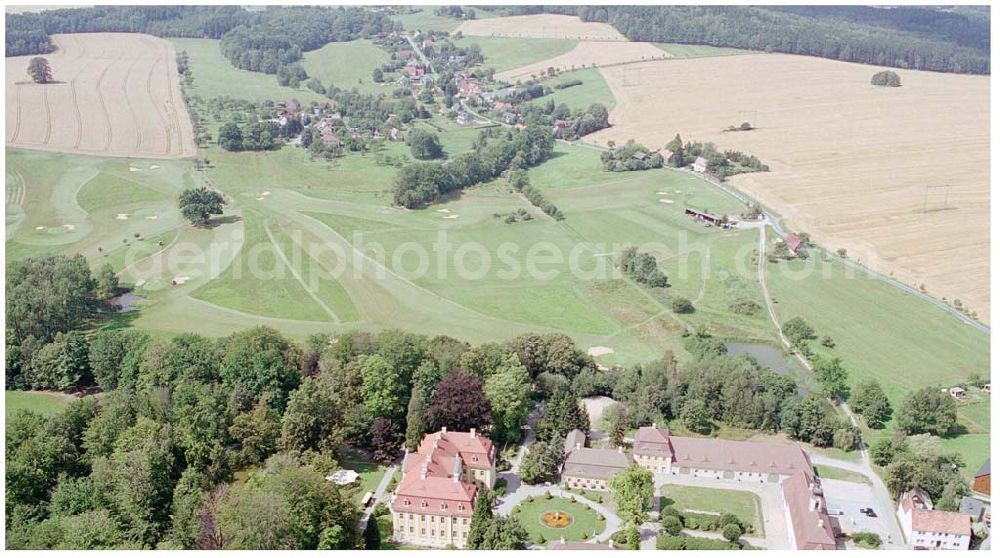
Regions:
[[456, 13, 626, 41], [588, 53, 990, 320], [497, 41, 669, 83], [6, 33, 196, 159]]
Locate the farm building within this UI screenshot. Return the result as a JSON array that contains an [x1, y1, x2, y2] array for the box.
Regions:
[[658, 149, 674, 165], [785, 233, 805, 255], [692, 156, 708, 173], [685, 207, 725, 226], [561, 445, 631, 492], [564, 429, 587, 455], [456, 112, 474, 126], [942, 386, 966, 399], [973, 459, 990, 496]]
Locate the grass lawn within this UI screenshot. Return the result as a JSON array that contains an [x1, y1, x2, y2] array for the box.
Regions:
[[170, 38, 326, 103], [657, 43, 751, 58], [659, 485, 764, 535], [529, 68, 614, 112], [814, 465, 872, 485], [301, 39, 392, 94], [5, 391, 74, 418], [337, 450, 389, 505], [513, 496, 606, 543], [567, 487, 608, 506], [454, 36, 577, 74]]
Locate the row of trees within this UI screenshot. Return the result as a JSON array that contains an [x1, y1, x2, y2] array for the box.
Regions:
[[392, 125, 555, 208], [507, 169, 564, 221], [619, 246, 668, 288]]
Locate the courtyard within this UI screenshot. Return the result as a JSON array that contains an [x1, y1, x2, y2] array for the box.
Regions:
[[512, 495, 607, 543]]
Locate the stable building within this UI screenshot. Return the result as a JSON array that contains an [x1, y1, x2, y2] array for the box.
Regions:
[[561, 445, 631, 492], [685, 207, 725, 227], [632, 425, 836, 550], [390, 428, 496, 548]]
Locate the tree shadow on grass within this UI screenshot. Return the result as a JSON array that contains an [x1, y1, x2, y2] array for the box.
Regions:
[[200, 214, 243, 229]]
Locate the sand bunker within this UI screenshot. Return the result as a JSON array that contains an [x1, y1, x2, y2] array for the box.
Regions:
[[134, 279, 146, 287], [145, 215, 158, 220], [129, 166, 142, 172], [659, 199, 674, 204], [256, 196, 265, 201], [443, 214, 459, 219], [587, 346, 615, 357], [149, 164, 160, 170], [261, 191, 271, 196], [63, 224, 76, 231], [116, 213, 129, 220], [171, 276, 190, 285], [437, 208, 452, 213], [34, 225, 44, 230]]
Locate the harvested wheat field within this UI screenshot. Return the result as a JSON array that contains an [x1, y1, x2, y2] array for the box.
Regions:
[[497, 41, 668, 83], [590, 54, 989, 320], [6, 33, 196, 159], [456, 13, 626, 41]]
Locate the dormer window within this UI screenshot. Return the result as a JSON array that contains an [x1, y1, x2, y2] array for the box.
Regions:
[[472, 456, 478, 463], [440, 502, 448, 510], [403, 499, 411, 507], [458, 504, 465, 511], [420, 500, 428, 509]]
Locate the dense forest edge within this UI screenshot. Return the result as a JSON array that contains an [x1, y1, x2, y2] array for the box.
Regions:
[[6, 5, 990, 75]]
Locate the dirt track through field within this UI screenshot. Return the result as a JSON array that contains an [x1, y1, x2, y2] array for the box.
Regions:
[[496, 41, 669, 83], [589, 53, 990, 320], [5, 33, 196, 159]]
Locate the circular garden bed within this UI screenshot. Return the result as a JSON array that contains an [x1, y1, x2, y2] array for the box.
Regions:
[[513, 495, 605, 543]]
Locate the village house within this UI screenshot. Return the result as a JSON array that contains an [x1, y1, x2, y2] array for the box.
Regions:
[[632, 425, 836, 550], [898, 488, 972, 550], [785, 233, 805, 256], [501, 112, 518, 125], [561, 441, 631, 491], [658, 149, 674, 165], [973, 459, 990, 497], [456, 111, 474, 126], [552, 120, 568, 134], [390, 428, 496, 548], [692, 156, 708, 173]]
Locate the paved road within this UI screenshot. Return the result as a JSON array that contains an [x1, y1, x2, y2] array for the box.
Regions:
[[405, 33, 435, 76], [360, 465, 398, 529]]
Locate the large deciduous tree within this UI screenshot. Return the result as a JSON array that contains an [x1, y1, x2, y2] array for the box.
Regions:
[[896, 387, 957, 436], [609, 465, 654, 526], [483, 360, 530, 444], [178, 187, 226, 226], [27, 56, 52, 83], [426, 371, 491, 432]]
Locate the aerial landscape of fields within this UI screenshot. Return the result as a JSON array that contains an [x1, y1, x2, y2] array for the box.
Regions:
[[4, 4, 992, 552]]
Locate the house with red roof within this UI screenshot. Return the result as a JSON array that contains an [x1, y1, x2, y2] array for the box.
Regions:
[[692, 156, 708, 173], [898, 488, 972, 550], [390, 428, 496, 548], [785, 233, 805, 255]]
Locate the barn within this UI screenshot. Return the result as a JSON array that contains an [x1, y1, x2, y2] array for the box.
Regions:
[[685, 207, 724, 226]]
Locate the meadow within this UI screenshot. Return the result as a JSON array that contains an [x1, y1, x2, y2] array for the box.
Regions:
[[169, 38, 326, 103], [4, 391, 74, 419], [453, 36, 577, 74], [528, 69, 614, 112], [301, 39, 392, 94]]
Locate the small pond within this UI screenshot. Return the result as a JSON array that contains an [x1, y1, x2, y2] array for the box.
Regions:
[[724, 342, 788, 374], [110, 291, 143, 313]]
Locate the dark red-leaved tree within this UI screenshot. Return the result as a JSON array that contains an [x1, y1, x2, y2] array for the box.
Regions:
[[370, 417, 403, 464], [426, 371, 492, 432]]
